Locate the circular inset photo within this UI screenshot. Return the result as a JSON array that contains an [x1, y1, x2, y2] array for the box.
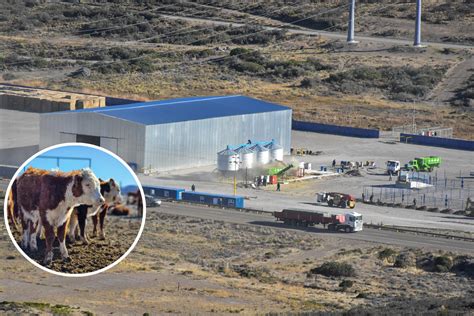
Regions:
[[4, 143, 146, 276]]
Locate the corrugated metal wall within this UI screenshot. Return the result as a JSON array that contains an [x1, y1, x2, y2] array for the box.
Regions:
[[40, 112, 146, 168], [144, 109, 292, 171], [40, 108, 291, 172]]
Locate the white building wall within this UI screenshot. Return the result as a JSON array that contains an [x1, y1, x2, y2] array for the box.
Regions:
[[144, 109, 291, 171]]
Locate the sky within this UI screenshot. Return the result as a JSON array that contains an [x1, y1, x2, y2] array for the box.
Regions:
[[22, 145, 138, 188]]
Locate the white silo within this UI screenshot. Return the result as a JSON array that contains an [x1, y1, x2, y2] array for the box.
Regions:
[[251, 144, 270, 165], [265, 140, 284, 161], [217, 146, 240, 171], [236, 146, 255, 169]]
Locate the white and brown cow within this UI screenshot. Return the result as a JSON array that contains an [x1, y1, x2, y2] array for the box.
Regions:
[[69, 178, 121, 244], [14, 167, 104, 265]]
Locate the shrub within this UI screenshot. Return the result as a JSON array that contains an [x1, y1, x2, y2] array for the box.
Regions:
[[452, 256, 474, 278], [300, 77, 318, 88], [339, 279, 354, 290], [230, 47, 251, 57], [393, 252, 416, 268], [378, 248, 397, 262], [356, 292, 369, 299], [309, 261, 356, 277], [433, 255, 453, 272], [229, 60, 264, 74]]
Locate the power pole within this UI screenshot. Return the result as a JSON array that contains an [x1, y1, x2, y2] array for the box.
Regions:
[[347, 0, 357, 44], [414, 0, 422, 46]]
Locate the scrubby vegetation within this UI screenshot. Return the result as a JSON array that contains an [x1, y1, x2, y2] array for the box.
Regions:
[[393, 252, 417, 268], [220, 48, 332, 80], [323, 65, 447, 101], [388, 251, 474, 279], [452, 73, 474, 107], [309, 261, 356, 278], [377, 248, 398, 263]]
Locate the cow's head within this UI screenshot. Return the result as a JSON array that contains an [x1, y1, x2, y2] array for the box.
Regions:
[[100, 178, 122, 204], [72, 169, 105, 205]]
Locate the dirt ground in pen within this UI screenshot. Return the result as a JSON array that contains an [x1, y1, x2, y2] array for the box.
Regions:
[[9, 212, 142, 274]]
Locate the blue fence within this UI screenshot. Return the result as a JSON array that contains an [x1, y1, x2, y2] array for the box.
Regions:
[[400, 134, 474, 151], [142, 185, 185, 200], [292, 120, 379, 138], [181, 191, 245, 208]]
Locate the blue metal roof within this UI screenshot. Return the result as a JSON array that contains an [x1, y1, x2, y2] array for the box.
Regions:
[[59, 95, 290, 125]]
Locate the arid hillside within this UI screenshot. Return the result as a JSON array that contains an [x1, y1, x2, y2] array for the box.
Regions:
[[0, 0, 472, 138]]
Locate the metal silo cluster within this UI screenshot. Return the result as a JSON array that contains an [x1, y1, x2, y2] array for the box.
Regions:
[[217, 140, 283, 172]]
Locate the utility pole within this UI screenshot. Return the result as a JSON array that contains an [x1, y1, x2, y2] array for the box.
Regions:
[[347, 0, 357, 44], [414, 0, 422, 46], [234, 171, 237, 196], [229, 156, 241, 196]]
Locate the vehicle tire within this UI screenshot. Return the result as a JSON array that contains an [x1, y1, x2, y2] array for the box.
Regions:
[[328, 224, 335, 231], [345, 226, 351, 233], [340, 200, 347, 208], [328, 200, 334, 207]]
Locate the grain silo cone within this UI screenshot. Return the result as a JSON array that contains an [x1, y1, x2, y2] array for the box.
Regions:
[[251, 144, 270, 165], [265, 140, 284, 161], [217, 146, 239, 171], [235, 146, 255, 169]]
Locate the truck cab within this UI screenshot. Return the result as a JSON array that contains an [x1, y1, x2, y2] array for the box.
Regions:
[[344, 211, 363, 232], [386, 160, 400, 175]]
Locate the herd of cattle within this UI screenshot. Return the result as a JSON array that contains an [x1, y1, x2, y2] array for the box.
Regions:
[[7, 167, 141, 267]]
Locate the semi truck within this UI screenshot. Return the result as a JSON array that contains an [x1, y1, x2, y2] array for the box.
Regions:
[[273, 208, 363, 232], [316, 192, 356, 209], [405, 156, 441, 172]]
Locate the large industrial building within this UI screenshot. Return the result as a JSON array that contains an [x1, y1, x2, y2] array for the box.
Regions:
[[40, 95, 292, 172]]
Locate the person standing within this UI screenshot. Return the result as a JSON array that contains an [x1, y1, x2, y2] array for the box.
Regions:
[[276, 182, 281, 191], [332, 159, 336, 168], [191, 184, 196, 192]]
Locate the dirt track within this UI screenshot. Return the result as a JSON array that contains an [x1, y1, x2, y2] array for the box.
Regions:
[[10, 214, 142, 274]]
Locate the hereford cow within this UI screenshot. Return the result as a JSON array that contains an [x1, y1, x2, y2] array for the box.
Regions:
[[127, 189, 143, 217], [15, 167, 104, 265], [7, 179, 21, 232], [69, 178, 121, 244]]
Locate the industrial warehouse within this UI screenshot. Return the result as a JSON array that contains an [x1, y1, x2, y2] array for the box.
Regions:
[[40, 95, 292, 172]]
